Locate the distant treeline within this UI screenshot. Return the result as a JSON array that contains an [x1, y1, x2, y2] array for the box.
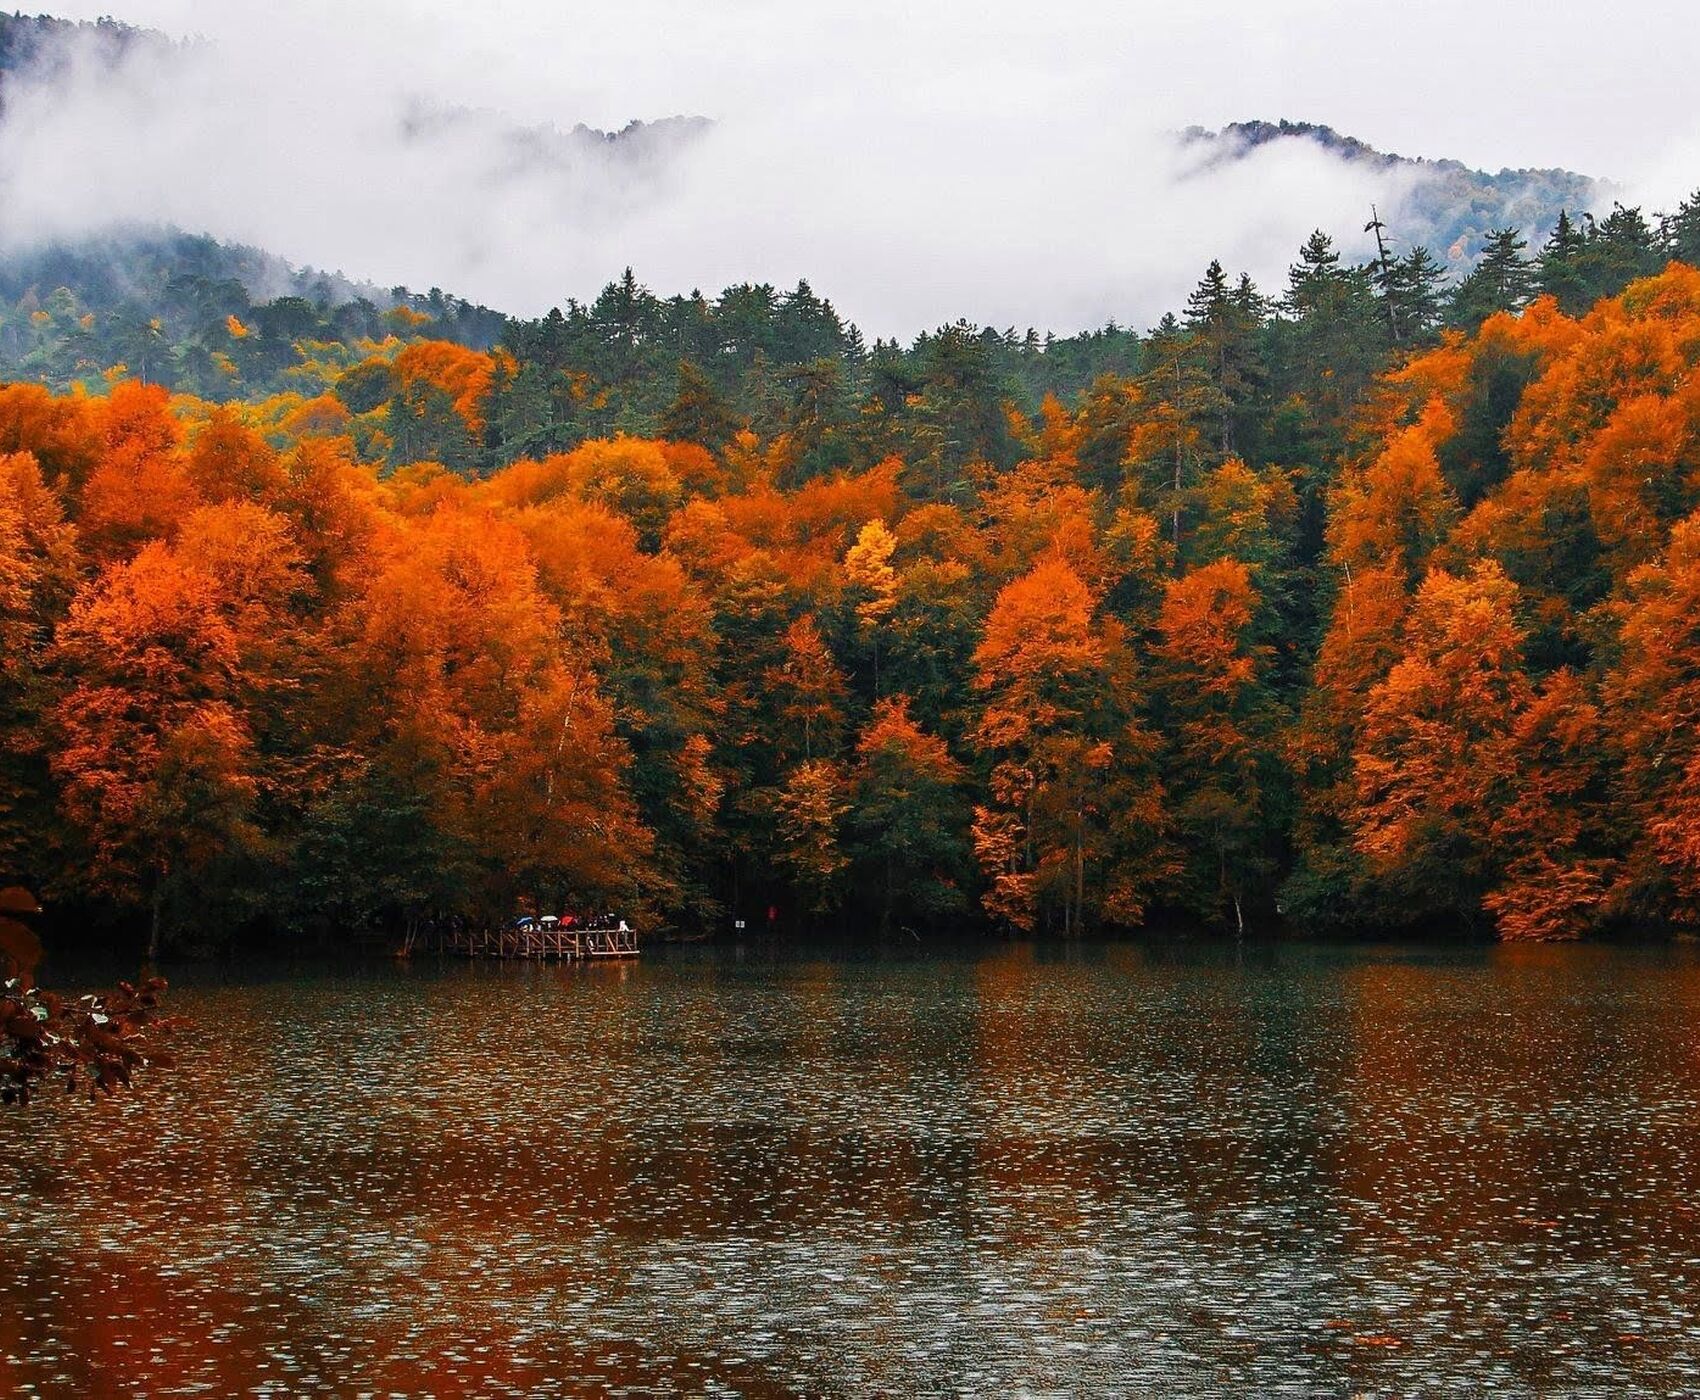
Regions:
[[3, 196, 1697, 482]]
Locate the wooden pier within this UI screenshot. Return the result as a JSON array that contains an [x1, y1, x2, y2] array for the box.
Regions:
[[437, 920, 639, 961]]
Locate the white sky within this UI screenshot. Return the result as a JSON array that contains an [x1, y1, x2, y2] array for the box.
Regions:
[[9, 1, 1700, 335]]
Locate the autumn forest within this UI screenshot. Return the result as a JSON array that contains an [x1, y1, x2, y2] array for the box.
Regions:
[[6, 202, 1700, 953]]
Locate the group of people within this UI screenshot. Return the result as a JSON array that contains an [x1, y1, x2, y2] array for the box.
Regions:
[[514, 913, 629, 932]]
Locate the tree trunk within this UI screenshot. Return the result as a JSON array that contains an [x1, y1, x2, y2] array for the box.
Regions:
[[1173, 447, 1183, 549], [1073, 820, 1085, 938], [1173, 362, 1185, 548], [147, 882, 163, 965], [881, 850, 893, 936]]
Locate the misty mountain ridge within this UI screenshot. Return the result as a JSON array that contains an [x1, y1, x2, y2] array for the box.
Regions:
[[0, 10, 167, 80], [0, 10, 1643, 346], [1182, 120, 1612, 267], [2, 11, 713, 257], [0, 224, 502, 325], [0, 110, 1614, 330], [2, 9, 710, 160], [0, 11, 708, 319], [392, 100, 712, 222]]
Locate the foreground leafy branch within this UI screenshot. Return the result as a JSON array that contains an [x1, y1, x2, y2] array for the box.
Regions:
[[1, 974, 179, 1104], [0, 886, 180, 1105]]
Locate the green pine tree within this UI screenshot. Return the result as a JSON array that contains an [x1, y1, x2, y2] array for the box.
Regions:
[[1447, 227, 1534, 329], [660, 359, 740, 449]]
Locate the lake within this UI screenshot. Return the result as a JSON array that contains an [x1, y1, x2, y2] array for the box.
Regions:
[[5, 937, 1700, 1395]]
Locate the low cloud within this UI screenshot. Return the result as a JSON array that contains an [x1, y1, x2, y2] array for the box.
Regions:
[[2, 2, 1695, 336]]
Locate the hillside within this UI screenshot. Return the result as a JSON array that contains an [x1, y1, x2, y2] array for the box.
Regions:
[[1181, 120, 1610, 267], [0, 226, 510, 399]]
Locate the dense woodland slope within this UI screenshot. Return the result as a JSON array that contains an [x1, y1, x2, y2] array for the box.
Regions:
[[6, 194, 1700, 949]]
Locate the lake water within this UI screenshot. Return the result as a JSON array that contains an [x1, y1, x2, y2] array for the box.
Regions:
[[5, 938, 1700, 1396]]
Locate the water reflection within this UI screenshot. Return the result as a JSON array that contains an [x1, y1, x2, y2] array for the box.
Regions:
[[5, 939, 1700, 1393]]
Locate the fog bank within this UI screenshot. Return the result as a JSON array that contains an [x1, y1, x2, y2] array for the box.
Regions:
[[4, 2, 1695, 335]]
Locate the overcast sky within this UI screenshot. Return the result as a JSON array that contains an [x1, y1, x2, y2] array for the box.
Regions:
[[9, 1, 1700, 335]]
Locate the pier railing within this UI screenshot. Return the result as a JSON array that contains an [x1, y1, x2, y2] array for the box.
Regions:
[[436, 923, 639, 960]]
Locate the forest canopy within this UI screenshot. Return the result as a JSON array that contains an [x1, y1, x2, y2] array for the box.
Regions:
[[6, 202, 1700, 949]]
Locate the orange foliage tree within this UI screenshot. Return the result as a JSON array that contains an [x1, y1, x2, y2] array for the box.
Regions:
[[1605, 510, 1700, 922], [1152, 560, 1278, 932], [51, 544, 263, 956], [971, 557, 1168, 933], [1350, 563, 1530, 917]]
